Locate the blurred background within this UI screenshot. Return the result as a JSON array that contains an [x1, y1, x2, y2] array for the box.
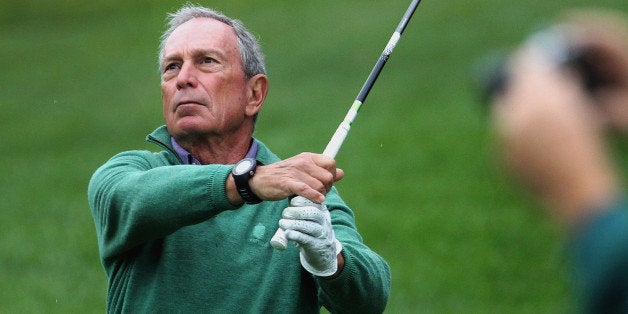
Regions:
[[1, 0, 626, 312]]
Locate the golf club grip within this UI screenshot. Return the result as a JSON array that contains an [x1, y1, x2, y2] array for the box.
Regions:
[[269, 122, 347, 250], [270, 120, 348, 250]]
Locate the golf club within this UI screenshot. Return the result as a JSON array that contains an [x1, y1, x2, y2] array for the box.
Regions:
[[270, 0, 423, 250]]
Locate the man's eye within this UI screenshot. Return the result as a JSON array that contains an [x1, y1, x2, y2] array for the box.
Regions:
[[164, 63, 180, 72], [202, 57, 216, 64]]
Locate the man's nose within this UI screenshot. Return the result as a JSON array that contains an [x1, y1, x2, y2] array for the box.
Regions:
[[176, 62, 198, 89]]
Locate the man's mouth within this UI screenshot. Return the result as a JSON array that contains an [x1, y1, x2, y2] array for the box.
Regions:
[[176, 100, 204, 110]]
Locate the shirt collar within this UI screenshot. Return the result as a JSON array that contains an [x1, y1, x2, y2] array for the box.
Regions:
[[170, 137, 258, 165]]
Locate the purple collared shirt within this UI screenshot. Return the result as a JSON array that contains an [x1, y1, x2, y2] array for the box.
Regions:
[[170, 137, 258, 165]]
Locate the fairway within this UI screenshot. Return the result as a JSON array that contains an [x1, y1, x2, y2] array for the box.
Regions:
[[1, 0, 627, 312]]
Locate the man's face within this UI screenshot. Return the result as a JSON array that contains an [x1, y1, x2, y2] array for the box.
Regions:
[[161, 18, 250, 140]]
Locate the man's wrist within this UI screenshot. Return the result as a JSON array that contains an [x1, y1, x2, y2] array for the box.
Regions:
[[226, 174, 245, 206]]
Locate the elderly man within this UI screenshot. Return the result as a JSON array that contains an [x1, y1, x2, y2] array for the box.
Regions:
[[88, 4, 390, 313]]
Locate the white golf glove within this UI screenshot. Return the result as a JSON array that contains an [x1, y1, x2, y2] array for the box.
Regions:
[[279, 197, 343, 277]]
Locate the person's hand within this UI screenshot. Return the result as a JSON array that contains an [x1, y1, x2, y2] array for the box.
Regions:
[[278, 197, 342, 277], [250, 153, 344, 204], [491, 43, 620, 228]]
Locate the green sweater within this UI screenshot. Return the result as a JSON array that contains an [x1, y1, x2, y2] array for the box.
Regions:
[[88, 126, 391, 313], [571, 196, 628, 313]]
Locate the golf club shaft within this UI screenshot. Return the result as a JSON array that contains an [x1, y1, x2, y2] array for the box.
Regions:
[[323, 0, 421, 158], [270, 0, 422, 250]]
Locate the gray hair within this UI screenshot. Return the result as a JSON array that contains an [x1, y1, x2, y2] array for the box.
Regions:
[[158, 5, 266, 79]]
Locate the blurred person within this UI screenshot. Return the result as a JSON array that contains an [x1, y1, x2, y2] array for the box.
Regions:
[[87, 5, 390, 313], [489, 9, 628, 313]]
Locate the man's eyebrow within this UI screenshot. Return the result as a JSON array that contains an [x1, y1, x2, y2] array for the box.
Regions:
[[164, 48, 227, 62]]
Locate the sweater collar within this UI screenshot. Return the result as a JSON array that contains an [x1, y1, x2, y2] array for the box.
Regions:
[[146, 125, 259, 165]]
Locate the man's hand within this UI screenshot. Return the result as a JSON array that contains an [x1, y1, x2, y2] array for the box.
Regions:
[[250, 153, 344, 204], [278, 197, 343, 277]]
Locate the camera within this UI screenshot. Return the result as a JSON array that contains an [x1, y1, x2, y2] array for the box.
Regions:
[[474, 25, 608, 103]]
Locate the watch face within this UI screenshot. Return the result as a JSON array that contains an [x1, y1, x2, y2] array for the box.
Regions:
[[234, 159, 254, 175]]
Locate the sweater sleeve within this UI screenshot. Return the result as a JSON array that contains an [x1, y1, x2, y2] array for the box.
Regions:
[[87, 150, 238, 261], [570, 195, 628, 313], [315, 188, 391, 313]]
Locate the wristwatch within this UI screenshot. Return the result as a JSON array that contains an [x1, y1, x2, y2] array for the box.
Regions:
[[232, 158, 263, 204]]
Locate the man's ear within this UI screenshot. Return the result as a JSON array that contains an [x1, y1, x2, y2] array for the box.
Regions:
[[246, 74, 268, 117]]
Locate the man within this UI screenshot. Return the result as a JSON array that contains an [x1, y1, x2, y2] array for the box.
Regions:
[[489, 9, 628, 312], [88, 5, 390, 313]]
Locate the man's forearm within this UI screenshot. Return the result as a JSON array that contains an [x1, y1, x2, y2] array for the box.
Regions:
[[89, 154, 237, 258]]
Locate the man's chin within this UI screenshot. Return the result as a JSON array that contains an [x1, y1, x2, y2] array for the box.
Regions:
[[168, 118, 210, 137]]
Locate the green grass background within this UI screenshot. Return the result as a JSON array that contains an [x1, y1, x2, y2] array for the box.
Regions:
[[2, 0, 627, 312]]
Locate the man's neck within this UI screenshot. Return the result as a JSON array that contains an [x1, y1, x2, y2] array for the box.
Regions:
[[175, 134, 252, 165]]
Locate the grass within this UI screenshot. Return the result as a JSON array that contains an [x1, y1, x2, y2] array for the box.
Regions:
[[1, 0, 626, 312]]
